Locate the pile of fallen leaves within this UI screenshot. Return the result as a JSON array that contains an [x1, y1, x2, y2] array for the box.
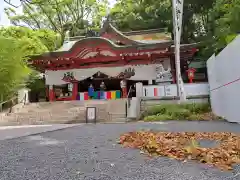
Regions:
[[118, 131, 240, 170]]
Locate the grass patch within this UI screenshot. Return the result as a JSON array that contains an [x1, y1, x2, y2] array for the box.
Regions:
[[144, 114, 174, 121], [143, 103, 221, 121]]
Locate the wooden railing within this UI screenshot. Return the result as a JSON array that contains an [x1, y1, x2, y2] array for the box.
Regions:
[[0, 96, 17, 113], [0, 94, 26, 113]]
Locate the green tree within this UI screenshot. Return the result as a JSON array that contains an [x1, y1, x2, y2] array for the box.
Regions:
[[111, 0, 215, 43], [210, 0, 240, 51], [0, 37, 30, 101], [26, 71, 45, 92], [5, 0, 108, 40], [0, 26, 59, 98], [111, 0, 172, 31], [0, 26, 60, 53]]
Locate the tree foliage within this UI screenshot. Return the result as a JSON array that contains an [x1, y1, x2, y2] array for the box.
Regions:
[[111, 0, 240, 55], [209, 0, 240, 51], [111, 0, 172, 31], [0, 26, 60, 54], [111, 0, 215, 43], [0, 37, 30, 101], [0, 26, 59, 100], [5, 0, 109, 40], [26, 71, 45, 92]]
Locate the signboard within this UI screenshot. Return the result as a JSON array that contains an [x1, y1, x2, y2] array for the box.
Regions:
[[165, 85, 177, 97], [155, 63, 172, 83], [86, 107, 96, 123]]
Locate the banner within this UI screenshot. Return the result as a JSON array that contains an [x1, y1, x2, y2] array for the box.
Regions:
[[172, 0, 186, 101]]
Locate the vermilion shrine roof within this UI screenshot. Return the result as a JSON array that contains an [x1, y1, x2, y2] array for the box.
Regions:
[[30, 20, 199, 71], [48, 22, 174, 55]]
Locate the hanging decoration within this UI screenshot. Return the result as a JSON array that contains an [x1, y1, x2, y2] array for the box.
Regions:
[[187, 68, 196, 83], [155, 63, 172, 83]]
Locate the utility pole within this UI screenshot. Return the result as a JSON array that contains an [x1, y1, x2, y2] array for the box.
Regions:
[[172, 0, 186, 102]]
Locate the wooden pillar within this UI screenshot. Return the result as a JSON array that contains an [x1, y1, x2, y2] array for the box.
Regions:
[[45, 86, 49, 101], [122, 87, 127, 98], [49, 85, 55, 101], [170, 55, 176, 84], [71, 82, 78, 100]]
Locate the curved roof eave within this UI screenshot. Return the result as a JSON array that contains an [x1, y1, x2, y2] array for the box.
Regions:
[[32, 37, 173, 59], [99, 20, 148, 45], [107, 23, 145, 45], [56, 37, 122, 52], [170, 42, 201, 51], [37, 37, 122, 58], [107, 24, 175, 45]]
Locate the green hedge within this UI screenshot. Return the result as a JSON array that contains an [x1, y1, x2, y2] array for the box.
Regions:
[[143, 103, 219, 121]]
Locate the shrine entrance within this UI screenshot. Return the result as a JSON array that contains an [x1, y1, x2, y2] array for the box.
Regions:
[[77, 72, 123, 100], [77, 72, 148, 100], [78, 76, 122, 92]]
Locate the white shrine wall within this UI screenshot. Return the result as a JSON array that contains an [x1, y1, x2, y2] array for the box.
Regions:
[[141, 83, 209, 98], [45, 63, 171, 85]]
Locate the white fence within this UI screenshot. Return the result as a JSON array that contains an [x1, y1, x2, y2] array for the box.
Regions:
[[207, 35, 240, 123], [142, 83, 209, 98]]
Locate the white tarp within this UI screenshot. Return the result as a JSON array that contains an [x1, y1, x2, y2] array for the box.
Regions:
[[45, 64, 163, 85]]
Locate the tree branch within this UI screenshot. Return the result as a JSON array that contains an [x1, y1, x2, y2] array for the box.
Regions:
[[4, 0, 21, 8], [51, 0, 63, 31], [21, 1, 42, 29], [37, 2, 60, 32]]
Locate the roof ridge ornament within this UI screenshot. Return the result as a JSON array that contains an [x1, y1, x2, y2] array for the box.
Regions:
[[62, 72, 78, 83]]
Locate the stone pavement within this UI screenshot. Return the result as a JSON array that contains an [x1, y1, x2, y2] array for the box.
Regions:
[[0, 121, 239, 180], [0, 124, 80, 140]]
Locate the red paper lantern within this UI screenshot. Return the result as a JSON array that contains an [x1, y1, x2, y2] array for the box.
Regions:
[[187, 68, 196, 83]]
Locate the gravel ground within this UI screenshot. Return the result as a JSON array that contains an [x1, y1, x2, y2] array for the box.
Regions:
[[0, 121, 239, 180]]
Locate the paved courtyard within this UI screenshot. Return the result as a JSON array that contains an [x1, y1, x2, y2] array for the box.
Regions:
[[0, 121, 239, 180]]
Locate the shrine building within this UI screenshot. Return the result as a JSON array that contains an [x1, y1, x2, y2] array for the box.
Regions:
[[30, 20, 204, 102]]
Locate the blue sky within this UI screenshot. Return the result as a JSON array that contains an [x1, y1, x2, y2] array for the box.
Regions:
[[0, 0, 22, 26], [0, 0, 116, 26]]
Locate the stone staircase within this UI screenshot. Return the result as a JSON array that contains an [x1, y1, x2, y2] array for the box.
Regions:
[[0, 99, 127, 126], [106, 99, 127, 122]]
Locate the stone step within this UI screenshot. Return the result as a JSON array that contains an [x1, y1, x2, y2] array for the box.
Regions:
[[110, 113, 126, 118], [109, 113, 126, 122], [2, 107, 86, 125], [111, 117, 127, 123], [1, 99, 128, 125]]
